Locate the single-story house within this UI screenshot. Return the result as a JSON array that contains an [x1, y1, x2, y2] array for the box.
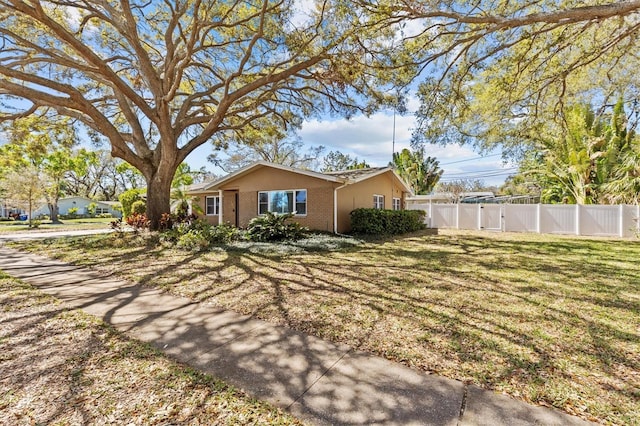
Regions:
[[33, 196, 122, 218], [187, 161, 413, 233]]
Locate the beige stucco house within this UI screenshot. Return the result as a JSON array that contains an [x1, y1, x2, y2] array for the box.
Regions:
[[187, 161, 413, 233]]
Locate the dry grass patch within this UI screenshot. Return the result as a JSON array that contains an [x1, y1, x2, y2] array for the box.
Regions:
[[11, 229, 640, 425], [0, 272, 303, 425]]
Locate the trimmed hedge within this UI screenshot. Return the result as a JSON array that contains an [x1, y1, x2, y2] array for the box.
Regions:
[[350, 208, 426, 235]]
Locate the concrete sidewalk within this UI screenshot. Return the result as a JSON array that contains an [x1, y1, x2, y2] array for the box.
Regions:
[[0, 246, 591, 425]]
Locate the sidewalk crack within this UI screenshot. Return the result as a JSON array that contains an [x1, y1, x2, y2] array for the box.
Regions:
[[457, 384, 469, 425], [286, 347, 353, 410]]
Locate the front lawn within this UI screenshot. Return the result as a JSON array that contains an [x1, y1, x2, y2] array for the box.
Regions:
[[0, 272, 303, 425], [0, 217, 114, 233], [10, 230, 640, 425]]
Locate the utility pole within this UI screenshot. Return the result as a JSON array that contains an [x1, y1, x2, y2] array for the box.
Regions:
[[392, 108, 396, 163]]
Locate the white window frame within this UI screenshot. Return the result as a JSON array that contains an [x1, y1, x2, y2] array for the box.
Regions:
[[258, 189, 307, 216], [373, 194, 384, 210], [205, 196, 220, 216], [392, 197, 401, 211]]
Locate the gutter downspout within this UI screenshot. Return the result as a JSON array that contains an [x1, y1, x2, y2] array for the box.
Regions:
[[333, 182, 349, 234], [218, 190, 223, 224]]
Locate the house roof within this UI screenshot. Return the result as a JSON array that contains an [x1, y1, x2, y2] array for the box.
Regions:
[[189, 161, 344, 193], [188, 161, 413, 194], [323, 167, 388, 180]]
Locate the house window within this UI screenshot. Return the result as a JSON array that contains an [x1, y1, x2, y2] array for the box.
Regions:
[[258, 190, 307, 215], [206, 196, 220, 216], [373, 194, 384, 209], [392, 198, 401, 211], [258, 192, 269, 215], [95, 207, 109, 215]]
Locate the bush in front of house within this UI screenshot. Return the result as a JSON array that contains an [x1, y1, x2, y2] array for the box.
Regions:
[[246, 211, 308, 242], [131, 200, 146, 215], [350, 208, 426, 235], [118, 188, 144, 218], [158, 219, 241, 251]]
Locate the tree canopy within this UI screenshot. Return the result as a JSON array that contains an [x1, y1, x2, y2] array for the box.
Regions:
[[395, 1, 640, 155], [0, 0, 408, 228], [510, 99, 640, 204], [391, 147, 442, 194]]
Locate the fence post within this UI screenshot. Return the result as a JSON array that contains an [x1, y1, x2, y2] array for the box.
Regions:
[[456, 203, 460, 229], [619, 204, 624, 238], [575, 204, 581, 236], [477, 204, 482, 230], [536, 204, 541, 233]]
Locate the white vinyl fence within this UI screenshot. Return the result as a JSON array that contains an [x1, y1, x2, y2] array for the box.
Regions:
[[408, 203, 640, 238]]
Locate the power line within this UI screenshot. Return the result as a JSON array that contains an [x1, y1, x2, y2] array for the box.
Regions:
[[439, 153, 502, 166], [442, 166, 517, 177]]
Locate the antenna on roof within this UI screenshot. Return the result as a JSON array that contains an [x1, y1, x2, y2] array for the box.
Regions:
[[392, 108, 396, 162]]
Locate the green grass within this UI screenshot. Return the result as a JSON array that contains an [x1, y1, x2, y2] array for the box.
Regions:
[[10, 229, 640, 425], [0, 272, 304, 425], [0, 217, 114, 233]]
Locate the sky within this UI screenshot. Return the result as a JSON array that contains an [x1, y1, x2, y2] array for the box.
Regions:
[[186, 96, 517, 188]]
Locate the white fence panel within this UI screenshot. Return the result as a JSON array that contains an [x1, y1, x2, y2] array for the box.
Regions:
[[458, 205, 478, 229], [622, 205, 640, 238], [504, 204, 538, 233], [481, 205, 503, 230], [431, 204, 458, 228], [412, 202, 639, 238], [540, 205, 576, 234], [580, 205, 619, 236]]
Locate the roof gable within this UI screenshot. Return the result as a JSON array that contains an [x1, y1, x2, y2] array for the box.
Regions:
[[193, 161, 345, 191]]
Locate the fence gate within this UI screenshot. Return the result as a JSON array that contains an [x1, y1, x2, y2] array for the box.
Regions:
[[480, 205, 503, 231]]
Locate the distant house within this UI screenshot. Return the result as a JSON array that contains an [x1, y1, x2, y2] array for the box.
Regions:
[[33, 196, 122, 218], [187, 161, 413, 233]]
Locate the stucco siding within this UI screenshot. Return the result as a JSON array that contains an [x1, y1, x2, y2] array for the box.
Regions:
[[336, 173, 407, 233]]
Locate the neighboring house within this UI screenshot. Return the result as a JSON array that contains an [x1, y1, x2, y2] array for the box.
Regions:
[[187, 161, 413, 233], [33, 196, 122, 218]]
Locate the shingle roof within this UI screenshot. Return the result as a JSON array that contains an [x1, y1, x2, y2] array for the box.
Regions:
[[323, 167, 389, 180]]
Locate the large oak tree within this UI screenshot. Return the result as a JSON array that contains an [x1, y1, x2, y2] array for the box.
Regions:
[[0, 0, 405, 228]]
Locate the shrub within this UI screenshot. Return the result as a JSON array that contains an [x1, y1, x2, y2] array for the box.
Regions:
[[160, 220, 240, 251], [176, 229, 212, 251], [246, 212, 308, 242], [66, 207, 79, 219], [87, 202, 97, 217], [209, 222, 241, 244], [131, 200, 146, 215], [97, 213, 114, 218], [350, 208, 426, 235], [110, 218, 124, 233], [118, 188, 144, 218], [126, 213, 149, 232]]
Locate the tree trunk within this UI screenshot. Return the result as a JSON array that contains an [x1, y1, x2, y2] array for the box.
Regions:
[[48, 203, 61, 223], [145, 171, 173, 231]]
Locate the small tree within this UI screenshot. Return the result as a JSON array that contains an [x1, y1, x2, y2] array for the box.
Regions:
[[1, 167, 43, 228], [118, 189, 145, 219], [322, 151, 370, 172], [392, 148, 443, 195]]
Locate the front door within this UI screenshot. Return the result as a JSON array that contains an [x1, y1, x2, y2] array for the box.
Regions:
[[234, 192, 239, 227], [223, 190, 239, 227]]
